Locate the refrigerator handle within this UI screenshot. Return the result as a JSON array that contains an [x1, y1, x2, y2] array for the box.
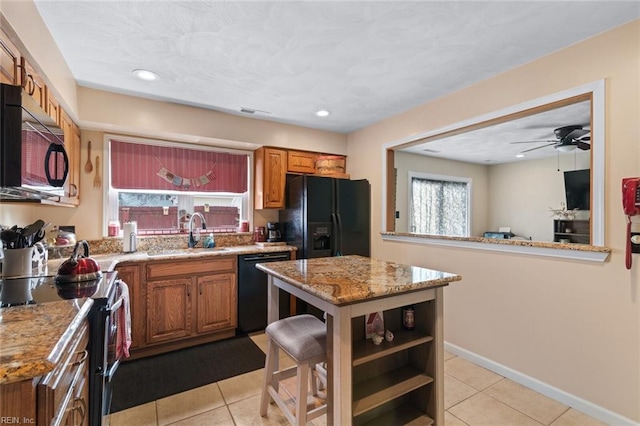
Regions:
[[331, 212, 340, 256], [335, 212, 343, 256]]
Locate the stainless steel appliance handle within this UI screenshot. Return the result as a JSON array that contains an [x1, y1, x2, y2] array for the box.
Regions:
[[110, 294, 125, 312], [243, 254, 290, 262]]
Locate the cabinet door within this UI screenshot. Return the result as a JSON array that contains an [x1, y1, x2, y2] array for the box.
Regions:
[[146, 278, 193, 344], [46, 86, 61, 125], [20, 57, 46, 111], [59, 109, 80, 205], [254, 147, 287, 209], [0, 29, 20, 85], [287, 150, 316, 174], [196, 273, 237, 334], [115, 264, 143, 349]]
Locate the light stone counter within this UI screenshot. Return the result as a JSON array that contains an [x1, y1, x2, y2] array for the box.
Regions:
[[0, 298, 93, 384], [256, 254, 460, 305]]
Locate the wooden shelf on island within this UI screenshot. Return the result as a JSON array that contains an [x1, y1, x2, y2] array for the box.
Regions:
[[356, 402, 435, 426], [352, 329, 433, 366], [352, 365, 434, 417]]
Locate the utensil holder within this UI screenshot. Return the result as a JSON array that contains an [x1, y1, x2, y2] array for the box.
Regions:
[[2, 247, 35, 278]]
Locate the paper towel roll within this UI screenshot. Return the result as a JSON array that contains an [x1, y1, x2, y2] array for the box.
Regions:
[[123, 221, 137, 253]]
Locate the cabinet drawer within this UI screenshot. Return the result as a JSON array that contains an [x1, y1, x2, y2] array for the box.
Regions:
[[146, 256, 237, 279], [38, 322, 89, 425], [287, 150, 316, 174]]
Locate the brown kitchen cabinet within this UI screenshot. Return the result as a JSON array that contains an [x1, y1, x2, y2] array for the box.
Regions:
[[254, 147, 287, 209], [46, 85, 61, 125], [114, 264, 143, 349], [287, 150, 317, 174], [126, 256, 237, 358], [59, 109, 81, 205], [146, 277, 193, 344], [0, 28, 20, 85], [196, 273, 237, 333], [20, 57, 47, 112]]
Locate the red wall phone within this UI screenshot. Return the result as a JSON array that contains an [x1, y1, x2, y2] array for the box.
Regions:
[[622, 178, 640, 269]]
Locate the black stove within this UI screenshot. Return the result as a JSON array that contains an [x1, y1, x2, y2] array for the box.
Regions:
[[0, 271, 116, 308]]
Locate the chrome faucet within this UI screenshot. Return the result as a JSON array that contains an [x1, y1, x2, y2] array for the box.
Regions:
[[187, 212, 207, 248]]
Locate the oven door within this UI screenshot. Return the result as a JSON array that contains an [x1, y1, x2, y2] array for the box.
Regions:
[[99, 280, 129, 425]]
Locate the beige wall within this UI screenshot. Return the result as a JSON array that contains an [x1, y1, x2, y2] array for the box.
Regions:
[[348, 19, 640, 423], [488, 151, 591, 241]]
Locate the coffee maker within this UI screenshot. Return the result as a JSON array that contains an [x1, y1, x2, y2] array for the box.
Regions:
[[266, 222, 282, 242]]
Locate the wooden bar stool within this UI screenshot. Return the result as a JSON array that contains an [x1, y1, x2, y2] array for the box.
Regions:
[[260, 314, 327, 425]]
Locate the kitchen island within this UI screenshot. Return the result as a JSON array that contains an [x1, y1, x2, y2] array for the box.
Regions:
[[256, 255, 461, 425]]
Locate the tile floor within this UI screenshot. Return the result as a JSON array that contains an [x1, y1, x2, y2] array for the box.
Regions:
[[109, 333, 608, 426]]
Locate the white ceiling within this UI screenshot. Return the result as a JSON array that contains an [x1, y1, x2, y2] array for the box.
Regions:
[[32, 1, 639, 160], [401, 100, 592, 164]]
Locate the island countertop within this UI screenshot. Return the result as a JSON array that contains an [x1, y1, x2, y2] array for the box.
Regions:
[[256, 255, 461, 306]]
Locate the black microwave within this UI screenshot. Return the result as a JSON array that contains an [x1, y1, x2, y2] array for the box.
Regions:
[[0, 83, 69, 202]]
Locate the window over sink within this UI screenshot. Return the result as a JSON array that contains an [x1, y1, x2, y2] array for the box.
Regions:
[[105, 135, 251, 236]]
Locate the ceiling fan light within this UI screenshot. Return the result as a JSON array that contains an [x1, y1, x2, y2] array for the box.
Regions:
[[557, 144, 576, 152]]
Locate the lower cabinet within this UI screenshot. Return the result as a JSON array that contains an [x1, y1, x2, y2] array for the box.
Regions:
[[118, 256, 237, 358], [0, 320, 90, 426]]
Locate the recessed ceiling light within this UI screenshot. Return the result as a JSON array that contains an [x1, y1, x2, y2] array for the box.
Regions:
[[132, 69, 159, 81], [516, 154, 525, 158], [316, 110, 330, 117]]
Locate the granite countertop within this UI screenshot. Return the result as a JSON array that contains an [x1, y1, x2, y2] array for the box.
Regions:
[[256, 255, 461, 306], [381, 232, 611, 253], [0, 298, 93, 385], [40, 244, 297, 274]]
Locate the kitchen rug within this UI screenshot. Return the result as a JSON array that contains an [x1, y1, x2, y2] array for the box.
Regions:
[[110, 335, 265, 413]]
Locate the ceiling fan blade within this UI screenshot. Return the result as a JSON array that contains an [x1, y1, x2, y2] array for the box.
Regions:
[[577, 141, 591, 150], [565, 129, 590, 140], [520, 142, 556, 153], [510, 139, 555, 144]]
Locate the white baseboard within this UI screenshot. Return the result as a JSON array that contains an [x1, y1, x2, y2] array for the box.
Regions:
[[444, 342, 639, 426]]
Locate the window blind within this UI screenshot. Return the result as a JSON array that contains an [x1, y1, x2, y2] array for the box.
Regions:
[[110, 140, 248, 193]]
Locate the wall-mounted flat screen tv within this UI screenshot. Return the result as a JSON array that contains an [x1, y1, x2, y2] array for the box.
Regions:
[[564, 169, 590, 210]]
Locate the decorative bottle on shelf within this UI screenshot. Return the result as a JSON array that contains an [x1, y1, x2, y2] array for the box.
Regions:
[[402, 306, 415, 330]]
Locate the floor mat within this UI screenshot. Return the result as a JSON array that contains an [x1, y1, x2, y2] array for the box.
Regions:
[[110, 335, 265, 413]]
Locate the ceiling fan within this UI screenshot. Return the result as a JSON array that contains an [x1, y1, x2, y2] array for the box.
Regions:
[[510, 125, 591, 153]]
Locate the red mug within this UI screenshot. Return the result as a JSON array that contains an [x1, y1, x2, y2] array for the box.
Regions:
[[254, 226, 266, 242]]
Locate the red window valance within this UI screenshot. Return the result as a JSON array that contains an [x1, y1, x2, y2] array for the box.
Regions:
[[110, 140, 248, 193]]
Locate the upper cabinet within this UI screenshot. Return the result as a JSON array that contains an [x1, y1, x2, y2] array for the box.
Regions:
[[254, 146, 347, 209], [20, 57, 47, 112], [45, 86, 61, 126], [287, 150, 317, 174], [255, 147, 287, 209], [59, 109, 81, 205], [0, 29, 20, 85]]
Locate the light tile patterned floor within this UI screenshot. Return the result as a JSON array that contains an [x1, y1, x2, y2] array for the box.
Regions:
[[109, 333, 607, 426]]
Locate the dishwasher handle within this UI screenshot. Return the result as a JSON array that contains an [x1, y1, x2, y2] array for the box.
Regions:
[[242, 254, 290, 262]]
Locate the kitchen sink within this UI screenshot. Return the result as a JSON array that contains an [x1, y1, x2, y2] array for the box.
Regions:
[[146, 247, 229, 257]]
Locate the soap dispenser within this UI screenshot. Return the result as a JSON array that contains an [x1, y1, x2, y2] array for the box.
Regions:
[[204, 233, 216, 249]]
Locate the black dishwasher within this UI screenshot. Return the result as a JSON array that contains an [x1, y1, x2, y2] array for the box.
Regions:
[[237, 252, 291, 333]]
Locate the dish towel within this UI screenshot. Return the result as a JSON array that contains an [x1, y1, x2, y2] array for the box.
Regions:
[[115, 280, 132, 359]]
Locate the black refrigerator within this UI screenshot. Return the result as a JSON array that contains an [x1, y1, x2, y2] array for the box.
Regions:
[[280, 174, 370, 259]]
